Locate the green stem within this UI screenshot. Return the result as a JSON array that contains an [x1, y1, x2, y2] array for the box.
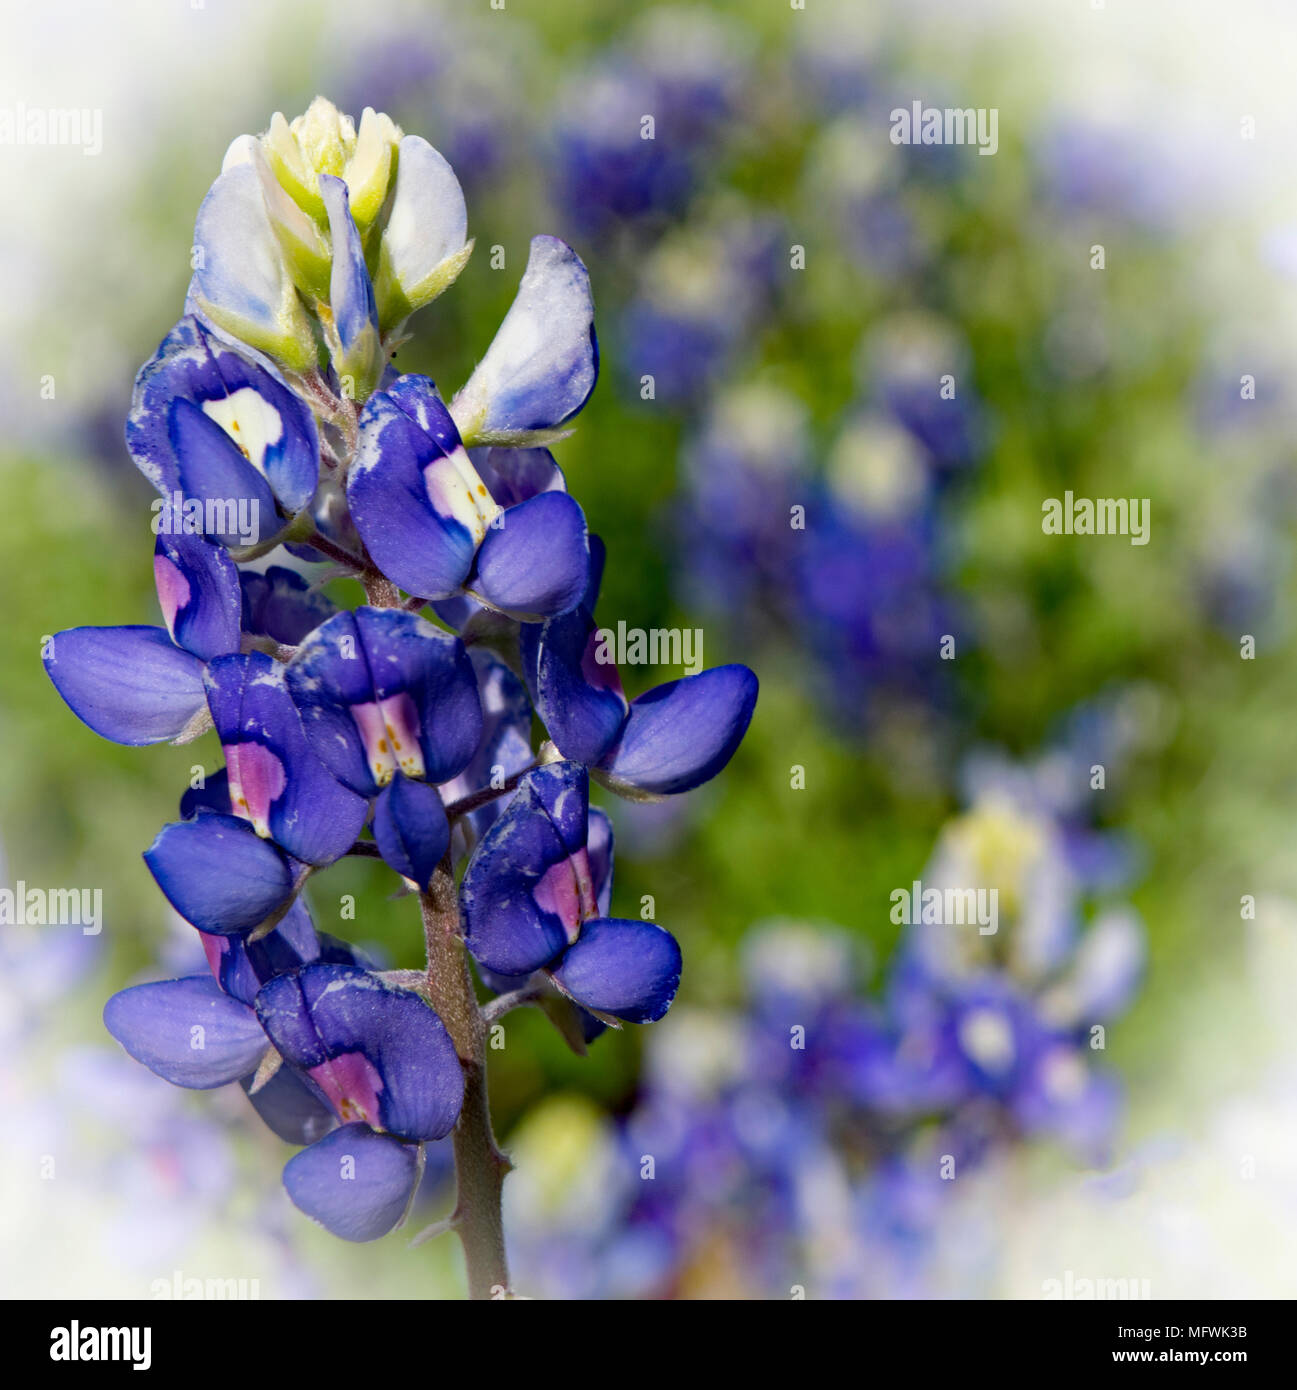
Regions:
[[420, 857, 511, 1300]]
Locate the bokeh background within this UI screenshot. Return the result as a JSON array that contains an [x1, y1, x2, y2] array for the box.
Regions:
[[3, 0, 1297, 1299]]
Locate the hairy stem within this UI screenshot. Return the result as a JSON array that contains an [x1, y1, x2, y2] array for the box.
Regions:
[[305, 530, 367, 572], [363, 570, 403, 609], [443, 763, 538, 821], [420, 857, 511, 1299]]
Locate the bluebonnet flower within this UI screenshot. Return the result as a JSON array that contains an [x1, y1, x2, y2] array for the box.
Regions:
[[347, 368, 594, 614], [105, 934, 463, 1240], [551, 9, 751, 245], [460, 761, 681, 1023], [675, 381, 956, 734], [801, 115, 928, 280], [255, 964, 463, 1240], [519, 540, 758, 799], [501, 759, 1147, 1298], [861, 758, 1146, 1164], [283, 605, 482, 889], [49, 97, 758, 1278], [127, 315, 323, 553], [856, 314, 986, 471], [189, 97, 471, 381], [44, 531, 240, 744], [618, 205, 783, 408]]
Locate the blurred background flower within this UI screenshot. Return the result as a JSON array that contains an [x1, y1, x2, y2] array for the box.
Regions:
[[4, 0, 1297, 1298]]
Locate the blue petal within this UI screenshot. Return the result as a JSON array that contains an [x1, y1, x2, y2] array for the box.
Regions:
[[596, 664, 758, 797], [198, 897, 324, 1007], [240, 566, 338, 646], [533, 607, 627, 764], [347, 377, 481, 599], [103, 974, 268, 1087], [154, 533, 242, 661], [285, 607, 482, 797], [282, 1124, 419, 1241], [550, 917, 682, 1023], [429, 594, 483, 632], [319, 174, 383, 396], [440, 648, 534, 842], [588, 807, 614, 917], [583, 533, 607, 612], [526, 759, 590, 854], [471, 446, 565, 507], [180, 768, 230, 819], [144, 813, 297, 936], [44, 625, 206, 745], [162, 400, 280, 546], [450, 236, 599, 444], [127, 314, 320, 520], [470, 491, 590, 621], [205, 652, 368, 866], [372, 774, 450, 891], [188, 162, 316, 370], [241, 1062, 336, 1146], [255, 964, 464, 1142], [459, 762, 593, 976]]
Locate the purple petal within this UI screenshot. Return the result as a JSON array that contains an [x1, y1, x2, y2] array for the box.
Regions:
[[180, 768, 230, 819], [103, 974, 267, 1088], [255, 964, 463, 1142], [240, 1062, 336, 1146], [319, 175, 382, 396], [205, 652, 368, 866], [588, 807, 614, 917], [285, 607, 482, 797], [450, 236, 599, 444], [534, 607, 628, 764], [470, 491, 590, 621], [471, 446, 565, 507], [240, 566, 338, 646], [596, 664, 758, 797], [127, 315, 320, 520], [440, 648, 535, 842], [144, 813, 297, 936], [154, 533, 242, 661], [282, 1124, 420, 1241], [347, 376, 484, 599], [459, 762, 594, 976], [372, 774, 450, 891], [44, 625, 207, 745], [550, 917, 682, 1023], [197, 897, 323, 1008]]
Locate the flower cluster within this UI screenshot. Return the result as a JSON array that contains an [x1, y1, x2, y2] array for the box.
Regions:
[[502, 731, 1144, 1299], [675, 315, 984, 735], [43, 98, 757, 1251]]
